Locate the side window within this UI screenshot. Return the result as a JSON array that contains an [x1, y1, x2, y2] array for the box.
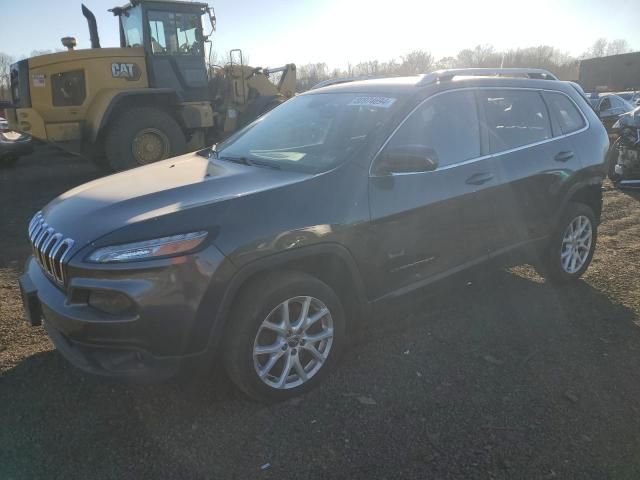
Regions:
[[383, 90, 481, 169], [148, 11, 173, 54], [148, 11, 202, 55], [599, 97, 611, 112], [544, 92, 586, 135], [479, 89, 552, 153], [121, 8, 143, 48], [175, 13, 202, 55]]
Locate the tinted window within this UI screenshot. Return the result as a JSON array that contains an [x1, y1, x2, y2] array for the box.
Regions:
[[384, 91, 480, 168], [148, 11, 202, 55], [544, 92, 585, 134], [480, 90, 552, 153], [599, 97, 611, 111], [51, 70, 86, 107], [121, 6, 143, 47]]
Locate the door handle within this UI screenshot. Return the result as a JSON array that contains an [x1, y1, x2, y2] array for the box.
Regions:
[[465, 172, 494, 185], [554, 151, 574, 162]]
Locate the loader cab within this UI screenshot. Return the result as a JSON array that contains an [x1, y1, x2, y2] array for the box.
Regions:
[[114, 0, 210, 101]]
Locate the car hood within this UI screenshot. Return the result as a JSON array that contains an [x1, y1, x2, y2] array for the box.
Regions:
[[41, 152, 309, 248]]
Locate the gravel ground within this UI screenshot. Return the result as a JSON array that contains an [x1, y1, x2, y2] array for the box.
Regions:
[[1, 148, 640, 479]]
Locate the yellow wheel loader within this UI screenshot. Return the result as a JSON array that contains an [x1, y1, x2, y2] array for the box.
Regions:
[[3, 1, 296, 171]]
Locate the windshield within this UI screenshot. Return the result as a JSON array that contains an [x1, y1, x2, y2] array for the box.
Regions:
[[216, 93, 403, 173], [121, 6, 143, 48]]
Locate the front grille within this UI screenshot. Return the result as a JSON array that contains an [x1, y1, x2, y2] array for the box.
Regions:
[[28, 212, 75, 285]]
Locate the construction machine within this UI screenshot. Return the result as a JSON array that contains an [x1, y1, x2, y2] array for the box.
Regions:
[[4, 1, 296, 171]]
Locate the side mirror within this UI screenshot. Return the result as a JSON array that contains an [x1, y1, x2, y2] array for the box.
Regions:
[[208, 7, 217, 31], [374, 145, 439, 175]]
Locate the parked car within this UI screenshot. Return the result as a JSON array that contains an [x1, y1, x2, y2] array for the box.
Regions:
[[615, 91, 640, 105], [0, 115, 33, 167], [19, 68, 609, 402], [587, 93, 636, 134]]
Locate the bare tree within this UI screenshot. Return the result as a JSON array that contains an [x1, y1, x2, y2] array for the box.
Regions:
[[296, 62, 330, 91], [434, 56, 457, 70], [457, 45, 500, 67], [606, 39, 631, 56], [294, 39, 631, 92], [0, 52, 14, 101], [398, 50, 433, 75], [583, 38, 608, 58]]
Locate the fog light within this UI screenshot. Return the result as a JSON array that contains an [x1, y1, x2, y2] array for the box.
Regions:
[[88, 290, 135, 316]]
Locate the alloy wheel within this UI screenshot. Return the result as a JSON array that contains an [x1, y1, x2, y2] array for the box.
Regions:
[[560, 215, 593, 274], [253, 296, 334, 390]]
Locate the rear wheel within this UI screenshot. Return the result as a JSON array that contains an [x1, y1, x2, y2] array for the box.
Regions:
[[538, 202, 597, 283], [104, 107, 187, 171], [224, 271, 346, 402]]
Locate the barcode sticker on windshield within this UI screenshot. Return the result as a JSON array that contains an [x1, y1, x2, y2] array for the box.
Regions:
[[348, 96, 396, 108]]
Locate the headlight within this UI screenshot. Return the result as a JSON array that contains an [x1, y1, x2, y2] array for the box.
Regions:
[[87, 231, 208, 263]]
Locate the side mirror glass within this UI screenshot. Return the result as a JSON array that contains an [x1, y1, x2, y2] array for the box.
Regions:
[[374, 145, 439, 175]]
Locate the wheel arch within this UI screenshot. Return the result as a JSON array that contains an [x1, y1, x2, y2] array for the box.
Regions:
[[86, 89, 182, 144], [563, 180, 603, 223], [195, 244, 370, 356]]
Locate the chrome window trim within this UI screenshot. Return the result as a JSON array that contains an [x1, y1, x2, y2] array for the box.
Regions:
[[369, 86, 590, 178]]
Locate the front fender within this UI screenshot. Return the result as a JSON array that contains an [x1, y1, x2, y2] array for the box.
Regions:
[[190, 243, 369, 356]]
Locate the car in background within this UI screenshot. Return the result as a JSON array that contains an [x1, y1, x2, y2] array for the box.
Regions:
[[616, 91, 640, 106], [587, 93, 636, 134], [0, 114, 33, 167]]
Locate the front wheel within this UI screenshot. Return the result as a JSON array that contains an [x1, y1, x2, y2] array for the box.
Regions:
[[104, 107, 187, 171], [224, 272, 346, 402], [538, 202, 597, 283]]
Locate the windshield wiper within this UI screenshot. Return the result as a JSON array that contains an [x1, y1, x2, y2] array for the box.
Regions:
[[218, 155, 280, 170], [218, 155, 251, 165]]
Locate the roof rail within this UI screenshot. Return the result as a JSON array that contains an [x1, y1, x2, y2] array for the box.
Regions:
[[418, 68, 558, 85], [310, 74, 399, 90]]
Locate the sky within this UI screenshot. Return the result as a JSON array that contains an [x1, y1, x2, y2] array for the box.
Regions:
[[1, 0, 639, 70]]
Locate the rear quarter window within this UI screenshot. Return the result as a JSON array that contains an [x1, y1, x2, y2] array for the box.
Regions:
[[543, 92, 586, 135], [479, 89, 552, 153]]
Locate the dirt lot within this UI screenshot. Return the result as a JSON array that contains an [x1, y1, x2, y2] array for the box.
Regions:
[[1, 148, 640, 479]]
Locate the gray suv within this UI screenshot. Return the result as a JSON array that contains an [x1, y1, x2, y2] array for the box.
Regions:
[[19, 68, 609, 402]]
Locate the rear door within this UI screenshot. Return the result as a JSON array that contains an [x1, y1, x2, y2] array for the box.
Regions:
[[478, 88, 585, 256], [366, 90, 501, 299]]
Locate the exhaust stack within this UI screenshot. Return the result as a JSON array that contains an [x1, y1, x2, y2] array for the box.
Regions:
[[81, 4, 101, 48]]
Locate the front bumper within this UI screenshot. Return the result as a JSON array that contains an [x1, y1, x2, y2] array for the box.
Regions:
[[19, 245, 232, 379]]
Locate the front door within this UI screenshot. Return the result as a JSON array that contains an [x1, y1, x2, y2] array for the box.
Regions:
[[365, 90, 500, 299], [146, 9, 209, 101]]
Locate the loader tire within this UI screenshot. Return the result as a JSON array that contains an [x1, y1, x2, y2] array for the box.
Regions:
[[105, 107, 187, 171]]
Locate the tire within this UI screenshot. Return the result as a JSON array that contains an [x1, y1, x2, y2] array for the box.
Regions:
[[223, 271, 346, 403], [607, 137, 622, 183], [104, 107, 187, 171], [538, 202, 597, 284]]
